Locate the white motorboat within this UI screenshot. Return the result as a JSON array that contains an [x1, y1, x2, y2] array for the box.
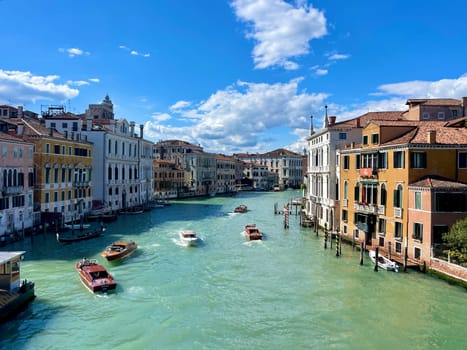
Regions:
[[179, 230, 198, 246], [369, 250, 398, 272]]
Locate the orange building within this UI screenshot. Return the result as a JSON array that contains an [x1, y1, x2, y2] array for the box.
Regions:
[[339, 118, 467, 266]]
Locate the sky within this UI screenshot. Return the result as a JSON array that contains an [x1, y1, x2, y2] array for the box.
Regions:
[[1, 0, 467, 154]]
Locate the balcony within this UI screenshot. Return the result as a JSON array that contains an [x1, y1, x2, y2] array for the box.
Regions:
[[394, 207, 402, 218], [358, 168, 377, 178], [354, 202, 378, 214], [378, 205, 385, 215], [2, 186, 24, 195], [73, 181, 91, 188]]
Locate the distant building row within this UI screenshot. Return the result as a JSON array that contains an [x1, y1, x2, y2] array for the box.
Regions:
[[0, 96, 303, 238]]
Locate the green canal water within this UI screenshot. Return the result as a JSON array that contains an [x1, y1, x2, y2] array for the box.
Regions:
[[0, 190, 466, 350]]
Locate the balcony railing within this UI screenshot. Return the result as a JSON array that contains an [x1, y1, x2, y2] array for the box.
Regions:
[[73, 181, 91, 188], [2, 186, 24, 195], [394, 207, 402, 218], [354, 202, 378, 214], [358, 168, 377, 178], [378, 205, 385, 215]]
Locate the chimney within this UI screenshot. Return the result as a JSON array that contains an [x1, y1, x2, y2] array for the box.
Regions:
[[351, 142, 355, 149], [86, 116, 92, 131], [18, 106, 23, 118], [130, 121, 135, 137], [140, 124, 144, 139], [462, 97, 467, 117], [329, 116, 336, 126], [427, 130, 436, 144], [17, 122, 24, 135]]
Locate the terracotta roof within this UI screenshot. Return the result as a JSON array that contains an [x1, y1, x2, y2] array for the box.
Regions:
[[406, 98, 461, 106], [331, 111, 406, 128], [409, 175, 467, 189]]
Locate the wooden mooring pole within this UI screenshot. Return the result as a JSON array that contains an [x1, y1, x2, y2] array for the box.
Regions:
[[374, 247, 379, 272], [360, 241, 364, 265]]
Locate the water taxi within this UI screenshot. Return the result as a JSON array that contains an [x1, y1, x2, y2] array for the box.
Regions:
[[75, 258, 117, 293], [244, 224, 262, 240], [179, 230, 199, 246], [101, 241, 138, 261]]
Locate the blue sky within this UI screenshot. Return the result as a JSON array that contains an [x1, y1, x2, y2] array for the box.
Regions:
[[1, 0, 467, 154]]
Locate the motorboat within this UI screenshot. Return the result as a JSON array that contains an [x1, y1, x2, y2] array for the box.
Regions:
[[369, 250, 399, 272], [244, 224, 262, 241], [75, 258, 117, 293], [179, 230, 198, 246], [101, 241, 138, 261], [234, 204, 248, 213]]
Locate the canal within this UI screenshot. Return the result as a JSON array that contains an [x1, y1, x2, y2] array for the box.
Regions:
[[0, 190, 466, 349]]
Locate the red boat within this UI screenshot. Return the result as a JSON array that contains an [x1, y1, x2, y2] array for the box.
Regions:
[[101, 241, 137, 261], [244, 224, 262, 240], [234, 204, 248, 213], [75, 258, 117, 293]]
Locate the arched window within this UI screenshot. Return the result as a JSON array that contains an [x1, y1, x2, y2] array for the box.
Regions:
[[114, 166, 119, 180], [393, 184, 403, 208], [380, 183, 387, 205]]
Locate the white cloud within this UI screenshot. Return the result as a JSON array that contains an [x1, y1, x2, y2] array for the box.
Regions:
[[0, 69, 79, 105], [170, 100, 192, 111], [119, 45, 150, 58], [327, 53, 350, 61], [89, 78, 100, 83], [376, 74, 467, 98], [145, 78, 328, 153], [231, 0, 327, 70], [67, 80, 89, 86], [59, 47, 90, 58], [314, 68, 328, 76], [150, 112, 172, 122]]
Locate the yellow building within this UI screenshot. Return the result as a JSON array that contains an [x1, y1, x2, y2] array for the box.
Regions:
[[339, 119, 467, 265], [18, 117, 93, 226]]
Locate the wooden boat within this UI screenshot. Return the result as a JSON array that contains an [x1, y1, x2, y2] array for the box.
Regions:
[[119, 207, 144, 215], [0, 251, 35, 323], [75, 258, 117, 293], [244, 224, 262, 240], [234, 204, 248, 213], [101, 241, 138, 261], [56, 228, 104, 243], [369, 250, 398, 272], [64, 223, 91, 230], [179, 230, 198, 246]]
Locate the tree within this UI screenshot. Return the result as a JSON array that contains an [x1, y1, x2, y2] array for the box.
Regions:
[[443, 218, 467, 266]]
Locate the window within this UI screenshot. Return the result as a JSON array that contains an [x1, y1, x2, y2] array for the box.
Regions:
[[437, 112, 445, 120], [62, 122, 68, 129], [395, 241, 402, 253], [378, 152, 387, 169], [45, 193, 50, 203], [378, 218, 386, 234], [343, 181, 348, 200], [422, 112, 429, 120], [54, 145, 60, 154], [54, 192, 58, 202], [410, 152, 426, 168], [434, 193, 466, 212], [393, 184, 403, 208], [362, 135, 368, 145], [45, 168, 50, 184], [46, 144, 50, 153], [433, 225, 448, 245], [459, 152, 467, 169], [354, 184, 360, 201], [451, 110, 458, 118], [338, 132, 347, 140], [72, 122, 78, 131], [378, 236, 384, 247], [415, 191, 422, 209], [414, 247, 421, 259], [354, 229, 359, 239], [355, 154, 361, 169], [412, 223, 423, 241], [343, 155, 350, 170], [395, 222, 403, 239], [2, 144, 7, 157], [371, 134, 379, 144], [380, 184, 387, 205], [342, 209, 348, 222], [393, 151, 404, 168]]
